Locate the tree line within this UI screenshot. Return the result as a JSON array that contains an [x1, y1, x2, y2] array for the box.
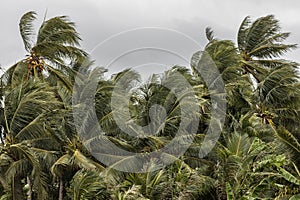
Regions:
[[0, 11, 299, 199]]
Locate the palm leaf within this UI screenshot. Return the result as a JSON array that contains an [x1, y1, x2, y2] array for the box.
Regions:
[[226, 182, 234, 200], [277, 166, 300, 185], [19, 11, 37, 52], [237, 16, 251, 51], [205, 27, 215, 41], [37, 15, 80, 45], [67, 169, 109, 200]]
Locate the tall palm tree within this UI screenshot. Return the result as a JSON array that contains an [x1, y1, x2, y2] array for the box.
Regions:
[[3, 11, 87, 90], [190, 16, 300, 199], [237, 15, 297, 83], [236, 16, 300, 135]]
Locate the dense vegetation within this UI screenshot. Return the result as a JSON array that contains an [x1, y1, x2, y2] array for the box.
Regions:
[[0, 11, 299, 200]]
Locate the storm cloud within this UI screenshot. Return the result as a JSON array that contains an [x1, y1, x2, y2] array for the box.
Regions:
[[1, 0, 299, 78]]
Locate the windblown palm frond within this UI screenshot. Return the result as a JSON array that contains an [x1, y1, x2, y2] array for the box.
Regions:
[[1, 62, 27, 88], [4, 80, 61, 141], [205, 27, 215, 42], [0, 80, 64, 199], [237, 15, 297, 82], [273, 126, 300, 165], [3, 11, 88, 94], [238, 15, 296, 59], [19, 11, 36, 52], [67, 169, 109, 200]]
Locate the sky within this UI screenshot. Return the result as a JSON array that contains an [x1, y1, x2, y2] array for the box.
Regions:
[[1, 0, 299, 79]]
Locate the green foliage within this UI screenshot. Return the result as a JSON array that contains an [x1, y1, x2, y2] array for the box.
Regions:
[[19, 11, 37, 52], [67, 169, 110, 200], [0, 12, 299, 200]]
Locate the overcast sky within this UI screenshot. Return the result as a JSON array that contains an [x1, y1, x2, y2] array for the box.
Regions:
[[1, 0, 299, 78]]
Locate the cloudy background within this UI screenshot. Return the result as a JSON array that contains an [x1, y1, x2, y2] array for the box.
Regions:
[[1, 0, 299, 78]]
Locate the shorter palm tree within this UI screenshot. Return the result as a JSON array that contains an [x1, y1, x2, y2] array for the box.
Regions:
[[0, 80, 63, 199], [67, 169, 110, 200]]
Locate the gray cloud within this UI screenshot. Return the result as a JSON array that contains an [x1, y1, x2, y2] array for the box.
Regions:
[[1, 0, 299, 78]]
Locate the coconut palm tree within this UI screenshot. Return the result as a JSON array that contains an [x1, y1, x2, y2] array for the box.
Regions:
[[0, 80, 63, 199], [189, 16, 300, 199], [213, 132, 300, 199], [67, 169, 110, 200], [50, 136, 105, 200], [200, 16, 300, 137], [2, 11, 87, 93], [237, 16, 300, 138], [237, 15, 297, 83], [1, 11, 300, 200]]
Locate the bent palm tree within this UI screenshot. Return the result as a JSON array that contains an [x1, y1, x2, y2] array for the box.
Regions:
[[237, 15, 297, 82], [0, 80, 63, 199], [3, 11, 87, 90]]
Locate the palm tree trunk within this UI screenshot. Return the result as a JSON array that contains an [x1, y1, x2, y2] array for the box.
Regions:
[[58, 179, 64, 200], [12, 175, 24, 200], [27, 176, 32, 200]]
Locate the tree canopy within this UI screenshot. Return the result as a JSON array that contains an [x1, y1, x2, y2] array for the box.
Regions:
[[0, 12, 299, 200]]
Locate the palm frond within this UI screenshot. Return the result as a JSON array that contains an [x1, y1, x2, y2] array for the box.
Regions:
[[67, 169, 109, 200], [5, 80, 61, 139], [19, 11, 37, 52], [237, 16, 251, 51], [37, 15, 80, 45], [205, 27, 215, 41], [1, 62, 27, 88], [275, 126, 300, 159]]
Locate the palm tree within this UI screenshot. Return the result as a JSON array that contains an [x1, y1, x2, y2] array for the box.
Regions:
[[237, 15, 297, 83], [200, 16, 300, 137], [50, 137, 105, 200], [1, 11, 300, 200], [236, 15, 300, 137], [214, 132, 300, 199], [193, 28, 253, 127], [0, 80, 63, 199], [189, 16, 300, 199], [67, 169, 110, 200], [3, 11, 87, 91]]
